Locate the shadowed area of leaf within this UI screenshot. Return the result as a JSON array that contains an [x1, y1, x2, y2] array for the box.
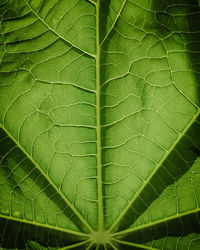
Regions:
[[113, 116, 200, 232], [104, 0, 200, 234], [0, 129, 88, 249]]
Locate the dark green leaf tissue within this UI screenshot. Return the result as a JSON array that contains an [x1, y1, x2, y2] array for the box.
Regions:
[[0, 0, 200, 249]]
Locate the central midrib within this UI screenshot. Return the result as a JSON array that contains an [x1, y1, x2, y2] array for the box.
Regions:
[[96, 0, 104, 233]]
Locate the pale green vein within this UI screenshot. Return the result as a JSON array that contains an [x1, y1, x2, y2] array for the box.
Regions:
[[112, 208, 200, 237], [104, 243, 108, 250], [59, 240, 90, 250], [112, 238, 159, 250], [108, 108, 200, 233], [96, 0, 104, 232], [85, 242, 95, 250], [100, 0, 127, 46], [86, 0, 97, 6], [0, 124, 94, 233], [0, 214, 89, 238], [108, 242, 118, 250], [24, 0, 96, 59], [95, 244, 100, 250], [37, 79, 96, 94]]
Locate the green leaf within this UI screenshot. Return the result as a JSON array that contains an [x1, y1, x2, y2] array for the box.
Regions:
[[145, 233, 200, 250], [0, 0, 200, 249]]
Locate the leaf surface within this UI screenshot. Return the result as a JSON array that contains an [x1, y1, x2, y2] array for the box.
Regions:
[[0, 0, 200, 249]]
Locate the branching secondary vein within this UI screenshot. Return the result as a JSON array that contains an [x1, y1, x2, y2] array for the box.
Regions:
[[0, 124, 93, 233], [0, 214, 89, 238], [112, 207, 200, 237], [24, 0, 96, 59], [108, 109, 200, 233]]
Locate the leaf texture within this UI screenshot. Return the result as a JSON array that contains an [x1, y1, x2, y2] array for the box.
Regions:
[[0, 0, 200, 249]]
